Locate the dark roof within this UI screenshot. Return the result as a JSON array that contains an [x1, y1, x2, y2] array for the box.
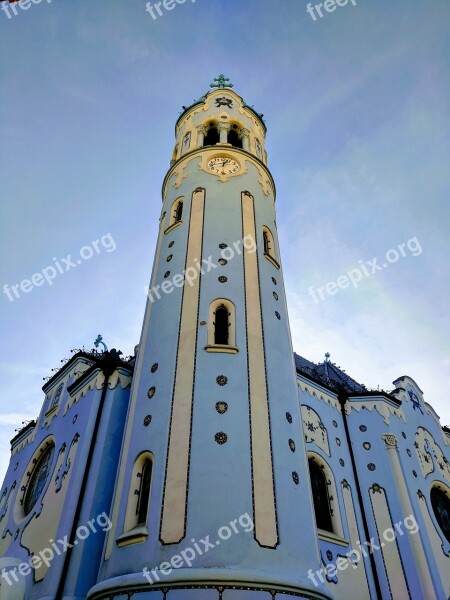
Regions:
[[10, 420, 36, 447], [294, 353, 367, 394]]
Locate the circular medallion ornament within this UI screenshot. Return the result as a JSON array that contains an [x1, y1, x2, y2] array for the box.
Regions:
[[272, 277, 277, 285], [216, 402, 228, 414], [288, 439, 296, 452], [363, 442, 371, 450], [151, 363, 159, 373], [218, 276, 228, 283], [144, 415, 152, 427], [286, 412, 293, 424], [215, 432, 228, 445], [359, 425, 367, 432], [148, 387, 156, 399], [216, 375, 228, 386], [368, 463, 376, 471], [292, 471, 299, 485]]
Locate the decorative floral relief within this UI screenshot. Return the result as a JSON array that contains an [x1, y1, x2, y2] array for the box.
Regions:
[[415, 427, 450, 482], [301, 405, 330, 456], [54, 435, 79, 493], [215, 432, 228, 445], [408, 390, 424, 414], [216, 402, 228, 414], [0, 484, 15, 524]]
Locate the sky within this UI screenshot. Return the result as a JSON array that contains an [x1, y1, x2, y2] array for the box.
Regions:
[[0, 0, 449, 484]]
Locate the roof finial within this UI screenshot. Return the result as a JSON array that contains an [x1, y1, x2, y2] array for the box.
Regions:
[[325, 352, 331, 362], [210, 74, 234, 90], [94, 334, 108, 353]]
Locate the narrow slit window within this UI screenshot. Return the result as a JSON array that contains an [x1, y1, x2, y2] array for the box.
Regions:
[[263, 231, 271, 255], [136, 459, 152, 526], [214, 305, 230, 345], [174, 201, 183, 223]]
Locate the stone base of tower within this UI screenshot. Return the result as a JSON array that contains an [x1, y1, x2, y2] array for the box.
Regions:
[[87, 573, 333, 600]]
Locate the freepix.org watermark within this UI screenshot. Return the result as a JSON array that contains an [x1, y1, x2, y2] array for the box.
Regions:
[[1, 0, 53, 19], [142, 512, 254, 585], [308, 514, 419, 587], [1, 512, 112, 587], [145, 234, 256, 303], [308, 236, 422, 304], [306, 0, 358, 22], [145, 0, 197, 21], [3, 233, 117, 303]]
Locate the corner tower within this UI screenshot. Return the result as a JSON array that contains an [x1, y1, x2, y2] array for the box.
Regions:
[[91, 76, 332, 600]]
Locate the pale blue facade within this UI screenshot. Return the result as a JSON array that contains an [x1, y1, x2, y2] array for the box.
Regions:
[[1, 81, 449, 600]]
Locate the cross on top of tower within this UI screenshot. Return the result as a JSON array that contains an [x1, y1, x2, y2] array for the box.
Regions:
[[210, 74, 234, 89]]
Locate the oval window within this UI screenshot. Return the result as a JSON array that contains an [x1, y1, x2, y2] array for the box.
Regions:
[[24, 444, 55, 516], [431, 486, 450, 543]]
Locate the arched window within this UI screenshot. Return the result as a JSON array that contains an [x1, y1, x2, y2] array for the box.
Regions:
[[262, 226, 279, 268], [121, 452, 154, 539], [431, 486, 450, 543], [228, 129, 242, 149], [308, 458, 333, 533], [204, 125, 219, 147], [214, 305, 230, 345], [165, 197, 184, 234], [206, 299, 237, 353], [136, 459, 153, 526]]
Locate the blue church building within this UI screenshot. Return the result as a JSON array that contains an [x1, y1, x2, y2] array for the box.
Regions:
[[1, 77, 449, 600]]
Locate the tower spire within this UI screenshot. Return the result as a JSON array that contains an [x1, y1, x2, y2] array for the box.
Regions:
[[93, 79, 332, 600]]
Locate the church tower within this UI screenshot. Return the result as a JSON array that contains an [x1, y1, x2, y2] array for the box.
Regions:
[[90, 77, 332, 600]]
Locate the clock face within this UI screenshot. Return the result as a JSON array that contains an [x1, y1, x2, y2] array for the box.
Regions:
[[207, 157, 241, 176]]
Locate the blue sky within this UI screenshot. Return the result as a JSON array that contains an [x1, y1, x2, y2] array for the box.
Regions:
[[0, 0, 449, 483]]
